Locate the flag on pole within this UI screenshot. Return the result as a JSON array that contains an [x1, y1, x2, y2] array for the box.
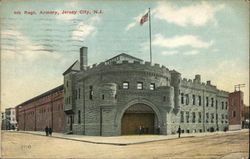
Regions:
[[140, 12, 149, 25]]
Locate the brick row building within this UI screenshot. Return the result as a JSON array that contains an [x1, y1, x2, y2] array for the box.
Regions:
[[16, 85, 65, 132]]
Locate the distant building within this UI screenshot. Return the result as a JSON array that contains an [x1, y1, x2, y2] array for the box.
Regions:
[[228, 91, 244, 130], [4, 108, 17, 130], [15, 85, 65, 132], [1, 111, 6, 130], [242, 105, 249, 128]]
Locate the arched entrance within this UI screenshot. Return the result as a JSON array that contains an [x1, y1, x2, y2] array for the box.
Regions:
[[121, 103, 156, 135]]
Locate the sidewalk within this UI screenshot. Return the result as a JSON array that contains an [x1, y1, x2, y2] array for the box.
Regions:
[[15, 129, 248, 146]]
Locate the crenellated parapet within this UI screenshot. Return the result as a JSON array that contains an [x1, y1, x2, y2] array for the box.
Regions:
[[77, 60, 172, 81]]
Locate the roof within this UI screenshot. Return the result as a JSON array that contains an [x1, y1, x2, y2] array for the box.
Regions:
[[105, 53, 143, 62], [17, 85, 63, 107], [63, 60, 80, 75]]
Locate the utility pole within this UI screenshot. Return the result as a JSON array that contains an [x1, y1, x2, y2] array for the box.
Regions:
[[234, 84, 245, 92]]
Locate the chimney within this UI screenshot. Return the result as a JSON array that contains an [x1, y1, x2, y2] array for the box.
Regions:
[[80, 47, 88, 70], [194, 74, 201, 83], [207, 80, 211, 85]]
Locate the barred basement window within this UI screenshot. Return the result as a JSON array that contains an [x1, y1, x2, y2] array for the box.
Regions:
[[122, 82, 129, 89], [137, 82, 143, 90]]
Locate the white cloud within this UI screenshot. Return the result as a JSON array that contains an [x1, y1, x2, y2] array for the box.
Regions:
[[161, 50, 178, 55], [183, 50, 200, 55], [152, 34, 213, 49], [71, 22, 95, 41], [153, 1, 225, 27], [1, 30, 61, 61]]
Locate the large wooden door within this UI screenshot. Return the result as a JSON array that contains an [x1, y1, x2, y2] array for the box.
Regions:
[[121, 113, 155, 135]]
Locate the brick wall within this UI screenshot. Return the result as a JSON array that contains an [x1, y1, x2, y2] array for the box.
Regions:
[[16, 85, 65, 132]]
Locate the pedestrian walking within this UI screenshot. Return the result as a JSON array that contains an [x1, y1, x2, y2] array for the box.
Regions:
[[139, 125, 142, 135], [48, 127, 53, 136], [45, 126, 49, 136], [177, 126, 181, 138]]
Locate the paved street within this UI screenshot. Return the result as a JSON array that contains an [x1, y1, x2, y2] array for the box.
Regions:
[[1, 130, 249, 159]]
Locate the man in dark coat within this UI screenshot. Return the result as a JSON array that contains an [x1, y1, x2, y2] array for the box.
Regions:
[[48, 127, 53, 136], [45, 126, 49, 136], [177, 126, 181, 138]]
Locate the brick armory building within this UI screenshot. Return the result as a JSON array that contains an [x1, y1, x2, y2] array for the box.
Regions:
[[16, 85, 65, 132], [63, 47, 229, 136]]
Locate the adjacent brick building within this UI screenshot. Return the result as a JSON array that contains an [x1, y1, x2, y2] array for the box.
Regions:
[[63, 47, 229, 136], [228, 91, 244, 130], [16, 85, 65, 132]]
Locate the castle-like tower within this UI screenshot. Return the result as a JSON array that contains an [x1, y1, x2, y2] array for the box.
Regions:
[[63, 47, 229, 136]]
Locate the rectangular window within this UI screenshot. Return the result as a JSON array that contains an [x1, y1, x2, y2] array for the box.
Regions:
[[89, 86, 93, 100], [206, 97, 209, 107], [225, 102, 228, 109], [75, 89, 78, 100], [198, 96, 202, 106], [206, 113, 209, 123], [233, 111, 236, 118], [198, 112, 202, 123], [185, 94, 189, 105], [222, 102, 224, 109], [137, 82, 143, 90], [181, 93, 184, 104], [186, 112, 189, 123], [211, 98, 214, 107], [78, 88, 81, 99], [150, 83, 155, 90], [192, 112, 196, 123], [211, 113, 214, 123], [192, 95, 195, 105], [216, 100, 218, 109], [122, 82, 129, 89], [163, 96, 166, 102], [78, 110, 81, 124], [181, 111, 184, 123]]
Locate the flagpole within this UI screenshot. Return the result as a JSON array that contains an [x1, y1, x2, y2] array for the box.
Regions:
[[149, 8, 152, 64]]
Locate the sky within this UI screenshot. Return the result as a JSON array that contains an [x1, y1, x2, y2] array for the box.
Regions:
[[0, 0, 249, 111]]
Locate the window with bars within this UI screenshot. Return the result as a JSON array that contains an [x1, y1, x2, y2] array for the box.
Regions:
[[137, 82, 143, 90], [122, 82, 129, 89], [150, 83, 155, 90]]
